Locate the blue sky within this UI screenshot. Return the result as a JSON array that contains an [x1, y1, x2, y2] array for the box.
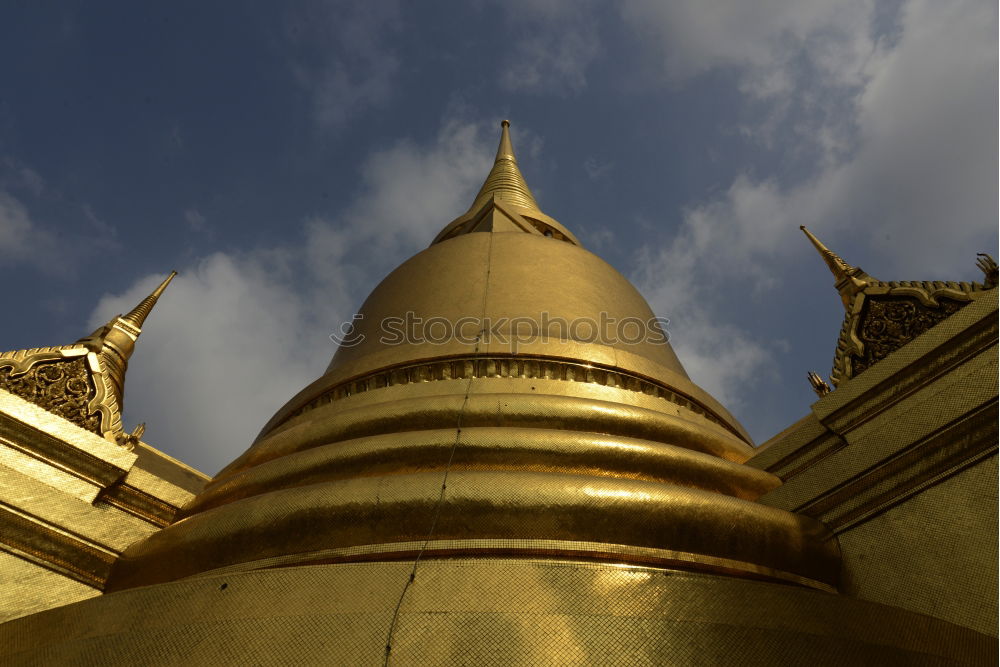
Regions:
[[1, 1, 996, 474]]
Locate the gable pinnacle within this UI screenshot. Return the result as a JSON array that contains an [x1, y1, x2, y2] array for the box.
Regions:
[[87, 270, 178, 425], [123, 271, 177, 329], [800, 226, 874, 308], [464, 120, 541, 215], [799, 226, 858, 283]]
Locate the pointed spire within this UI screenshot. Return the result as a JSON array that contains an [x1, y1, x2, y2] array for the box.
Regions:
[[84, 271, 178, 427], [123, 271, 177, 328], [464, 120, 541, 215], [800, 226, 874, 308], [495, 119, 516, 160], [431, 119, 582, 247], [799, 226, 858, 283]]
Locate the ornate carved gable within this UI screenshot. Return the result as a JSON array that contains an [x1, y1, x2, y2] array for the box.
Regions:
[[829, 279, 990, 385], [0, 348, 103, 434], [0, 343, 127, 443], [0, 271, 176, 447], [801, 226, 997, 387]]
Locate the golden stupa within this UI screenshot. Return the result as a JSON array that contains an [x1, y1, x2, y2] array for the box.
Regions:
[[0, 122, 996, 665]]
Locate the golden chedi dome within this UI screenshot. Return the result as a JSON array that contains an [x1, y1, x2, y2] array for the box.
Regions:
[[107, 121, 838, 597]]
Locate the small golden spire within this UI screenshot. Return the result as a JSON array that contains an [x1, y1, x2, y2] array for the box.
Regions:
[[799, 226, 858, 283], [800, 226, 873, 308], [496, 120, 514, 160], [976, 253, 998, 287], [431, 119, 581, 246], [464, 120, 541, 215], [86, 271, 178, 424], [122, 271, 177, 328], [807, 371, 831, 397]]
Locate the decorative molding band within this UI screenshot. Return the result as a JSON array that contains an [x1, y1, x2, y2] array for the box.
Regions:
[[798, 399, 998, 533], [763, 431, 848, 482], [0, 503, 116, 590], [97, 483, 177, 528], [181, 538, 836, 594], [284, 355, 739, 438], [0, 412, 128, 493]]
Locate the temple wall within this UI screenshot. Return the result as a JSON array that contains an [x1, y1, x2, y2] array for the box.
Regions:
[[750, 289, 998, 636], [0, 389, 208, 623], [837, 455, 998, 636]]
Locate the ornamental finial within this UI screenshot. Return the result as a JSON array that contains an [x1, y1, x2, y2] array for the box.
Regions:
[[800, 226, 874, 308]]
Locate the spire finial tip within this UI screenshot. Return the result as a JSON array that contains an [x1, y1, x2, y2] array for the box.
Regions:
[[122, 270, 177, 328]]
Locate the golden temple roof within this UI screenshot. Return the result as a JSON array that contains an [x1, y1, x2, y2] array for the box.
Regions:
[[0, 271, 176, 446], [800, 227, 996, 387], [102, 122, 847, 599]]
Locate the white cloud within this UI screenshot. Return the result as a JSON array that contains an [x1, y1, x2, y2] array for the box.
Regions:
[[89, 115, 496, 474], [89, 254, 321, 476], [1, 157, 45, 196], [183, 208, 206, 231], [0, 164, 119, 274], [0, 159, 52, 266], [288, 2, 402, 128], [496, 0, 602, 95], [669, 0, 997, 274], [668, 321, 774, 412], [630, 0, 996, 414], [839, 0, 997, 271], [583, 157, 613, 181], [631, 198, 778, 411], [81, 204, 119, 246], [337, 116, 498, 250], [0, 192, 51, 265], [621, 0, 877, 94], [579, 226, 615, 252], [622, 0, 883, 156]]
